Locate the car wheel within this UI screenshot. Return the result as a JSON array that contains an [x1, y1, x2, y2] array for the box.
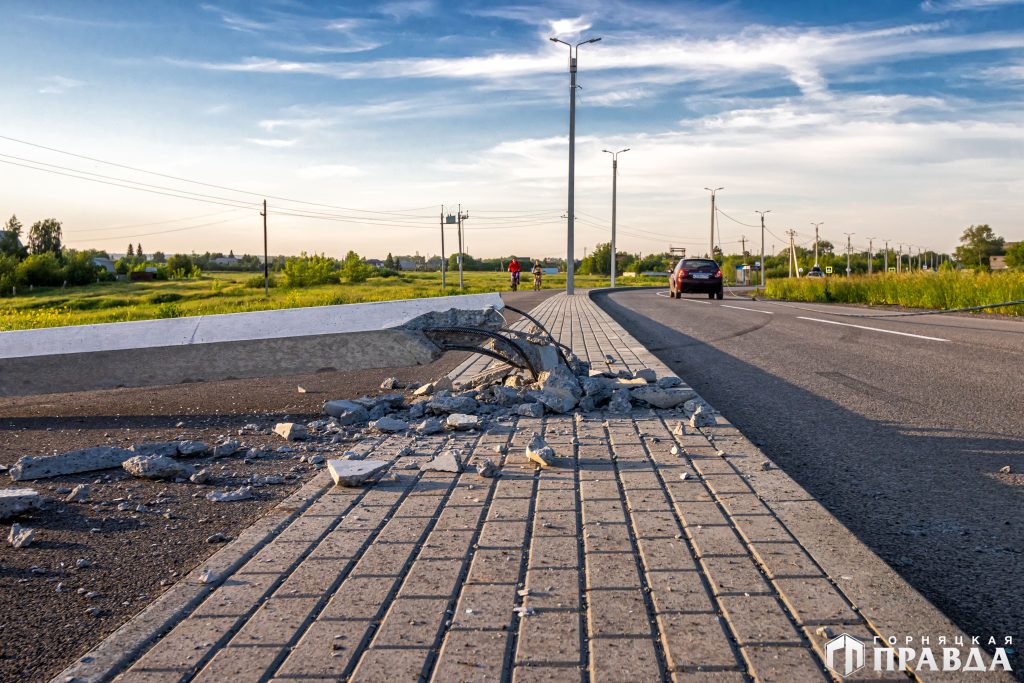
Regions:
[[716, 289, 724, 300], [707, 292, 714, 299]]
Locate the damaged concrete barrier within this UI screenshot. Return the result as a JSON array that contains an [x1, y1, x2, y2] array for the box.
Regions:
[[9, 446, 134, 482]]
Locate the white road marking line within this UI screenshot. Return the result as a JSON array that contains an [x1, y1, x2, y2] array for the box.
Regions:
[[722, 305, 774, 315], [796, 317, 949, 342], [683, 298, 711, 305]]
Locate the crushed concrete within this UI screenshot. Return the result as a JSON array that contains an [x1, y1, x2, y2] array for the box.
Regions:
[[630, 386, 696, 409], [446, 414, 480, 431], [9, 446, 134, 482], [0, 489, 42, 519], [633, 368, 657, 383], [327, 459, 390, 487], [689, 405, 716, 428], [370, 417, 410, 433], [66, 484, 90, 503], [8, 523, 35, 548], [526, 433, 555, 468], [476, 458, 500, 478], [429, 394, 479, 415], [211, 440, 241, 458], [123, 455, 196, 481], [130, 442, 179, 458], [274, 423, 308, 441], [607, 389, 633, 414], [206, 486, 254, 502], [515, 403, 545, 418], [415, 418, 445, 435], [176, 440, 210, 457], [657, 376, 683, 388], [323, 399, 370, 425], [422, 451, 462, 473]]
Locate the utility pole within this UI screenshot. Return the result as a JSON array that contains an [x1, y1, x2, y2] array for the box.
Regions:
[[811, 222, 823, 268], [551, 35, 601, 296], [260, 199, 268, 297], [755, 210, 770, 290], [844, 232, 854, 276], [883, 240, 889, 273], [786, 229, 798, 278], [603, 148, 630, 286], [705, 187, 723, 258], [897, 244, 902, 273], [740, 235, 747, 261], [440, 206, 447, 290], [867, 237, 875, 275], [457, 205, 468, 291]]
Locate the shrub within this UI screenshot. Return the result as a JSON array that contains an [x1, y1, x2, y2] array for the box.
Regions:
[[62, 251, 103, 286], [283, 252, 338, 287], [148, 292, 184, 304], [155, 302, 184, 318], [166, 254, 201, 278], [0, 254, 18, 294], [16, 253, 64, 287], [245, 274, 276, 289], [341, 251, 374, 283]]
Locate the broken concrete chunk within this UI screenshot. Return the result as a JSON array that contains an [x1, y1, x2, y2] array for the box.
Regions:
[[515, 402, 545, 418], [412, 382, 435, 397], [657, 376, 683, 389], [632, 368, 657, 383], [380, 376, 401, 390], [476, 458, 499, 478], [10, 446, 134, 482], [0, 489, 42, 519], [422, 451, 462, 473], [206, 486, 253, 502], [274, 423, 308, 441], [370, 417, 410, 433], [176, 440, 210, 457], [446, 413, 480, 431], [526, 432, 556, 467], [66, 484, 90, 503], [672, 422, 686, 436], [323, 399, 370, 425], [429, 394, 479, 415], [327, 459, 390, 487], [212, 440, 241, 458], [8, 523, 35, 548], [415, 418, 445, 435], [998, 465, 1012, 474], [190, 469, 210, 484], [408, 401, 427, 420], [123, 455, 196, 481], [130, 442, 179, 458], [689, 405, 716, 428], [607, 389, 633, 414], [489, 385, 522, 407], [504, 374, 524, 389], [630, 386, 697, 409]]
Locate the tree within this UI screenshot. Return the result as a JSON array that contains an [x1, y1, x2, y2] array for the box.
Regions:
[[136, 243, 144, 259], [341, 251, 373, 283], [127, 243, 135, 257], [1004, 242, 1024, 270], [28, 218, 63, 256], [166, 253, 199, 278], [1, 215, 27, 259], [578, 242, 612, 275], [384, 253, 395, 269], [955, 224, 1004, 269]]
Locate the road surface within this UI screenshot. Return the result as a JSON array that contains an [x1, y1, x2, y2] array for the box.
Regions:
[[595, 287, 1024, 670]]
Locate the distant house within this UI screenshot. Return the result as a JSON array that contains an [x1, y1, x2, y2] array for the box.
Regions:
[[211, 255, 240, 267], [990, 255, 1008, 271], [365, 258, 385, 268], [398, 259, 416, 271], [92, 257, 116, 274]]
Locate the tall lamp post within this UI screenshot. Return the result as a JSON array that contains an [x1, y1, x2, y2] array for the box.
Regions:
[[551, 35, 601, 295], [810, 222, 823, 269], [602, 147, 629, 287], [704, 187, 723, 258], [755, 210, 770, 290]]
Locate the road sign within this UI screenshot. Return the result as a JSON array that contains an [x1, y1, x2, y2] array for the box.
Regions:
[[888, 267, 896, 272], [825, 266, 833, 274]]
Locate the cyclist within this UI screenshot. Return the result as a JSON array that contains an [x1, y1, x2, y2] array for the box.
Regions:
[[508, 256, 521, 291], [532, 261, 543, 290]]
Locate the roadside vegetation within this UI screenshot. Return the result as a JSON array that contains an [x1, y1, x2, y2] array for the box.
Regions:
[[764, 271, 1024, 315]]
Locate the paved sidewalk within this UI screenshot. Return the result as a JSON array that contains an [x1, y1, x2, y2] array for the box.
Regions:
[[57, 291, 1010, 682]]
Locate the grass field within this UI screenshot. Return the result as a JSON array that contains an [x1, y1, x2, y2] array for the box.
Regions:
[[764, 270, 1024, 315], [0, 271, 665, 331]]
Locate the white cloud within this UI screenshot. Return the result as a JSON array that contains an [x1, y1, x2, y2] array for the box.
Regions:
[[921, 0, 1024, 12], [38, 75, 85, 95], [245, 137, 298, 148], [378, 0, 434, 20], [295, 164, 362, 179], [549, 16, 593, 38]]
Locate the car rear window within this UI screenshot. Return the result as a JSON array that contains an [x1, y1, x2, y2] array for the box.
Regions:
[[680, 259, 717, 270]]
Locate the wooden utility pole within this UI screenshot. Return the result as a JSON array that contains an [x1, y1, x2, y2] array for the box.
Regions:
[[440, 205, 446, 290], [261, 199, 268, 297], [787, 229, 798, 278]]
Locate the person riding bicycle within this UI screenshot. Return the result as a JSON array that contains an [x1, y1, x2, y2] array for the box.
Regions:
[[508, 256, 521, 290], [532, 261, 543, 290]]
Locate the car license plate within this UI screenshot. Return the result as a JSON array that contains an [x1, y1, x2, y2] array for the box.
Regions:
[[693, 273, 710, 279]]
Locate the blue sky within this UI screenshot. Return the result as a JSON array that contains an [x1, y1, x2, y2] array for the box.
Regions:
[[1, 0, 1022, 259]]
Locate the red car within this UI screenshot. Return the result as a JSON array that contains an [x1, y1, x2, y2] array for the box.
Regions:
[[668, 258, 723, 299]]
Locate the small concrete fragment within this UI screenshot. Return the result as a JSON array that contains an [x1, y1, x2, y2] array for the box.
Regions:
[[327, 459, 390, 487], [176, 440, 210, 457], [515, 402, 545, 418], [66, 484, 90, 503], [526, 432, 556, 467], [631, 386, 697, 409], [0, 489, 42, 519], [689, 405, 716, 428], [323, 399, 370, 425], [370, 417, 410, 433], [429, 394, 479, 415], [422, 451, 462, 473], [476, 458, 499, 478], [10, 446, 134, 482], [672, 422, 686, 436], [8, 523, 35, 548], [190, 469, 210, 484], [380, 376, 401, 390], [122, 455, 196, 481], [998, 465, 1012, 474], [206, 486, 253, 502], [274, 423, 308, 441], [130, 442, 179, 458], [211, 440, 241, 458], [657, 376, 683, 389], [633, 368, 657, 383], [446, 413, 480, 431], [415, 418, 445, 435]]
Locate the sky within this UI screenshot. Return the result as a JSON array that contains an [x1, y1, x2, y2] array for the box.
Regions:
[[1, 0, 1022, 260]]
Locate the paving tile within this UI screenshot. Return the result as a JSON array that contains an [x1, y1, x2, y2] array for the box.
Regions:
[[773, 577, 863, 626], [451, 581, 518, 630], [584, 552, 640, 589], [588, 637, 662, 683], [465, 548, 523, 584], [274, 618, 373, 678], [646, 568, 716, 614], [700, 554, 771, 595], [718, 594, 802, 645], [657, 611, 743, 671], [434, 629, 511, 682], [515, 610, 582, 666], [587, 588, 651, 637], [742, 645, 828, 682], [350, 646, 430, 682], [397, 557, 465, 598], [524, 567, 581, 611], [511, 664, 584, 683], [370, 597, 449, 648]]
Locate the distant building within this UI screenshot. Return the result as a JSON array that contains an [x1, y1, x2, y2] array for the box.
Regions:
[[365, 258, 385, 268], [92, 257, 116, 273], [990, 255, 1008, 270], [211, 255, 240, 266], [398, 259, 417, 271]]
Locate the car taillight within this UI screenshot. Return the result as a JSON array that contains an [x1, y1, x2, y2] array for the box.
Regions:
[[678, 269, 687, 281], [714, 269, 722, 278]]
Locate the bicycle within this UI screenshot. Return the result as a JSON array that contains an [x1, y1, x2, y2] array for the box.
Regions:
[[533, 272, 542, 291], [510, 270, 520, 291]]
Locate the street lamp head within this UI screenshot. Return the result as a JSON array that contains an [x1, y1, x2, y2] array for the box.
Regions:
[[549, 37, 569, 46], [602, 149, 611, 153], [620, 148, 630, 153], [579, 37, 602, 45]]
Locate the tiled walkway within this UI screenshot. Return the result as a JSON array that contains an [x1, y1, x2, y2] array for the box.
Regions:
[[58, 292, 1006, 683]]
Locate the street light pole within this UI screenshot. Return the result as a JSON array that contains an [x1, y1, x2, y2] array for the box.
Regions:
[[704, 187, 723, 258], [883, 240, 889, 273], [551, 35, 601, 296], [602, 148, 629, 287], [811, 222, 823, 268], [844, 232, 854, 276], [755, 210, 770, 290], [867, 237, 875, 275]]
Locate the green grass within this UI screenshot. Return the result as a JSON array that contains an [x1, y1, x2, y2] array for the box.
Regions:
[[763, 271, 1024, 315], [0, 271, 664, 331]]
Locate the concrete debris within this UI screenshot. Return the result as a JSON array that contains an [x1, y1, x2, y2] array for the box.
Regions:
[[206, 486, 253, 502], [251, 474, 285, 486], [274, 422, 308, 441], [630, 386, 697, 409], [429, 394, 479, 415], [412, 382, 435, 397], [657, 376, 683, 389], [206, 532, 230, 544], [633, 368, 657, 383], [323, 399, 370, 425], [0, 489, 42, 519], [403, 306, 504, 331], [670, 446, 681, 456], [10, 446, 134, 482], [66, 484, 90, 503], [526, 433, 556, 468], [494, 443, 509, 455], [515, 402, 545, 418], [446, 413, 480, 431], [513, 605, 536, 617], [680, 472, 690, 481], [408, 401, 427, 419], [123, 455, 196, 481], [761, 461, 773, 471], [197, 567, 215, 585], [607, 389, 633, 414], [130, 442, 179, 458], [476, 458, 500, 478], [308, 454, 325, 465], [328, 459, 390, 487], [689, 405, 716, 428], [604, 354, 617, 365], [176, 440, 210, 457], [504, 374, 524, 389], [297, 386, 307, 393], [190, 469, 210, 484], [212, 440, 241, 458], [535, 365, 582, 413], [380, 377, 402, 390], [581, 376, 613, 403], [85, 607, 101, 617], [415, 418, 445, 435], [370, 417, 410, 433], [8, 523, 35, 548], [998, 465, 1012, 474], [672, 422, 686, 436], [422, 451, 462, 473], [489, 386, 523, 407]]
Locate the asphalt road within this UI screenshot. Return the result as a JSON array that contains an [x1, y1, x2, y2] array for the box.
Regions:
[[595, 287, 1024, 669]]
